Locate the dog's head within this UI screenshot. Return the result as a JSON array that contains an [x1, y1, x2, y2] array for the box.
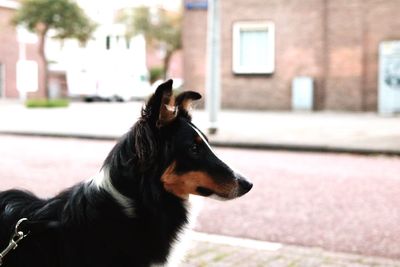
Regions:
[[140, 79, 253, 200]]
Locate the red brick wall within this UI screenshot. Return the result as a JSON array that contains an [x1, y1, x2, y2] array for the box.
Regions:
[[146, 45, 183, 83], [220, 0, 325, 110], [0, 6, 44, 99], [363, 0, 400, 111], [318, 0, 400, 111], [25, 39, 46, 99], [168, 50, 183, 80], [180, 0, 400, 111], [324, 0, 364, 111], [0, 7, 19, 98], [182, 7, 208, 97], [183, 0, 326, 110]]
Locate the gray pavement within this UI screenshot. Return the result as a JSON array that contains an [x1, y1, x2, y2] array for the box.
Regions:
[[0, 135, 399, 266], [1, 101, 400, 266], [0, 100, 400, 154], [183, 233, 400, 267]]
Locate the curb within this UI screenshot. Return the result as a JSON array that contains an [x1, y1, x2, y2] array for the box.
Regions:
[[210, 141, 400, 156], [1, 131, 399, 156], [0, 131, 117, 141], [191, 232, 283, 251]]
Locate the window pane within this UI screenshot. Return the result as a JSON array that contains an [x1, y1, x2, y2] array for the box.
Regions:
[[239, 29, 268, 68]]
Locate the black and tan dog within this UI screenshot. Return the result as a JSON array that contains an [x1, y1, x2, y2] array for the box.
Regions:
[[0, 80, 252, 267]]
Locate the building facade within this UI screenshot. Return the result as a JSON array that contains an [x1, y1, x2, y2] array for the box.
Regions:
[[183, 0, 400, 111], [0, 0, 45, 99]]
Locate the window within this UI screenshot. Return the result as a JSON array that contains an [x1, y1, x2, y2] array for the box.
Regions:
[[232, 21, 275, 74], [106, 36, 110, 50]]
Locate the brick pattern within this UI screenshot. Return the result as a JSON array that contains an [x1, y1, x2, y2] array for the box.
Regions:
[[325, 0, 364, 111], [25, 39, 46, 99], [182, 239, 400, 267], [220, 0, 325, 110], [363, 0, 400, 111], [182, 7, 208, 102], [0, 7, 45, 99], [0, 7, 19, 98], [183, 0, 400, 111]]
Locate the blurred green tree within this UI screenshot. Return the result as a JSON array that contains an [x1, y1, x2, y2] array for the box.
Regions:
[[118, 7, 182, 80], [13, 0, 96, 99]]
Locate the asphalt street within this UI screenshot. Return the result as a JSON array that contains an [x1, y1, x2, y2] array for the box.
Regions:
[[0, 135, 399, 260]]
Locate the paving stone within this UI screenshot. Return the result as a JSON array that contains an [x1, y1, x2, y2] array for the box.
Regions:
[[181, 240, 400, 267]]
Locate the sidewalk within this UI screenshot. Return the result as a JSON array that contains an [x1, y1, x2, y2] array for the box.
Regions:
[[1, 101, 400, 266], [183, 233, 400, 267], [0, 100, 399, 155]]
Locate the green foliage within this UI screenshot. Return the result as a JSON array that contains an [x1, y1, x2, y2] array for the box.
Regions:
[[13, 0, 96, 99], [118, 7, 182, 78], [25, 98, 70, 108], [13, 0, 96, 43], [118, 7, 151, 41], [149, 66, 164, 84], [151, 9, 182, 53]]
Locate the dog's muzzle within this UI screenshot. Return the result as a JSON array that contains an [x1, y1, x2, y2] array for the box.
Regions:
[[237, 175, 253, 196]]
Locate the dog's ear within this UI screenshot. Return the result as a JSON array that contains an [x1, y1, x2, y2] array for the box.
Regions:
[[157, 81, 176, 128], [142, 79, 177, 128], [175, 91, 202, 119]]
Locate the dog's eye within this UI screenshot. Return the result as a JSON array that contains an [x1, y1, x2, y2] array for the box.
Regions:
[[189, 144, 200, 154]]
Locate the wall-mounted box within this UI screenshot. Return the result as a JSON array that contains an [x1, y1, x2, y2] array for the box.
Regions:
[[292, 76, 314, 111]]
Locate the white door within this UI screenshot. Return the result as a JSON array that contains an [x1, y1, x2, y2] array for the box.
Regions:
[[379, 41, 400, 115]]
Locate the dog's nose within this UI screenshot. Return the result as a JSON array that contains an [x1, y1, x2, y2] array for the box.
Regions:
[[238, 177, 253, 195]]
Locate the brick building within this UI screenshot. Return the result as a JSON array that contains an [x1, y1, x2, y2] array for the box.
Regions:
[[183, 0, 400, 111], [0, 0, 45, 99]]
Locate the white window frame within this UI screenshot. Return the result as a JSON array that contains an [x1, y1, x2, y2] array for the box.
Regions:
[[232, 21, 275, 74]]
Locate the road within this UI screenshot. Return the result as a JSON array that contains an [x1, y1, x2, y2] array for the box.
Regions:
[[0, 135, 399, 260]]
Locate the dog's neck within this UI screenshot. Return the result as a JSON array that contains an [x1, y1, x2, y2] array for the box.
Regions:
[[93, 167, 136, 217], [91, 166, 197, 266], [90, 125, 194, 265]]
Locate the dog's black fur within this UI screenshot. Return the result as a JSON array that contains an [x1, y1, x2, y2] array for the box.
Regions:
[[0, 80, 252, 267]]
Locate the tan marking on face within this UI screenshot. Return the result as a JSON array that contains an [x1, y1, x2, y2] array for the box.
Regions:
[[161, 161, 237, 199]]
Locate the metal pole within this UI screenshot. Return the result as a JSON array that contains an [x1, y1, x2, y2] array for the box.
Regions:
[[206, 0, 220, 134]]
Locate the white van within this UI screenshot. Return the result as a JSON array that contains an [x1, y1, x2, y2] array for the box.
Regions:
[[67, 34, 152, 101]]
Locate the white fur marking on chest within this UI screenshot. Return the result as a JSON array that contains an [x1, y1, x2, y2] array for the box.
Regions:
[[92, 167, 135, 217], [151, 195, 204, 267]]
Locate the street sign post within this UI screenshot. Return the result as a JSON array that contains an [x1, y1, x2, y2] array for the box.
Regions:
[[206, 0, 220, 134]]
